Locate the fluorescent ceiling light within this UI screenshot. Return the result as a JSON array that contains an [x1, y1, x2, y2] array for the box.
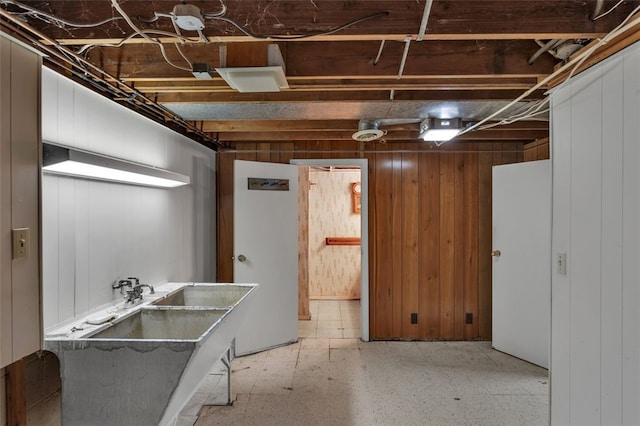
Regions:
[[42, 143, 190, 188], [420, 118, 463, 142], [215, 66, 289, 93]]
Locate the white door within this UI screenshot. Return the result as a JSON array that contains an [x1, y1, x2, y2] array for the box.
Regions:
[[233, 160, 299, 355], [492, 160, 551, 368]]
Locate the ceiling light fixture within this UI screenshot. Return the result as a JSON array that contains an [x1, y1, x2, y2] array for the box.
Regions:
[[42, 143, 190, 188], [419, 118, 463, 143], [171, 4, 205, 31], [215, 66, 289, 93], [352, 120, 385, 142]]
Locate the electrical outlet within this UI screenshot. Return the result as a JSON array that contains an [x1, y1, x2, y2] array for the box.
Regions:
[[465, 313, 473, 324], [12, 228, 30, 259], [557, 252, 567, 275], [410, 313, 418, 324]]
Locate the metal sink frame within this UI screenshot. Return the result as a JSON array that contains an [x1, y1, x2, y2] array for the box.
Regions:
[[45, 283, 257, 426]]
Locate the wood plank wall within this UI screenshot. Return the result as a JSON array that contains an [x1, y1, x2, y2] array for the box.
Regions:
[[523, 138, 550, 161], [216, 141, 524, 340]]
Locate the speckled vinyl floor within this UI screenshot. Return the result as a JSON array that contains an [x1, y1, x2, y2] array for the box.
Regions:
[[178, 300, 549, 426]]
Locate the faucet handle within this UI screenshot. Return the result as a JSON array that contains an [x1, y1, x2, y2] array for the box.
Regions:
[[112, 279, 132, 294], [127, 277, 140, 285]]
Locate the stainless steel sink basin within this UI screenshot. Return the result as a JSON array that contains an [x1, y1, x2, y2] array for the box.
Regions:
[[45, 282, 258, 426], [89, 308, 227, 340], [152, 284, 252, 308]]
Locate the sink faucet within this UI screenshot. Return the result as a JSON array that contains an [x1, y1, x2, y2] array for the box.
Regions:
[[113, 277, 154, 303], [123, 283, 155, 304], [135, 284, 155, 295], [123, 286, 142, 304]]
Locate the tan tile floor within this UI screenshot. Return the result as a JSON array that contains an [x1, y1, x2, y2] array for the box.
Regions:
[[299, 300, 361, 339], [180, 300, 549, 426]]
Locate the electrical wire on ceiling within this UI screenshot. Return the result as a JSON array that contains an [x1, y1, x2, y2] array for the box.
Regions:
[[2, 0, 389, 74], [372, 40, 385, 66], [478, 98, 550, 131], [458, 3, 640, 137], [109, 0, 195, 71], [0, 0, 124, 28], [76, 30, 200, 55], [566, 3, 640, 80], [205, 11, 389, 40], [0, 6, 220, 150], [591, 0, 625, 21]]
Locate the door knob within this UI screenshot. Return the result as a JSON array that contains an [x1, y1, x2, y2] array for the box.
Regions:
[[491, 250, 501, 257], [237, 254, 247, 262]]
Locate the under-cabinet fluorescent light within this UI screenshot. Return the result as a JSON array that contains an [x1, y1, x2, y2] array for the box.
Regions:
[[420, 118, 463, 142], [42, 143, 190, 188]]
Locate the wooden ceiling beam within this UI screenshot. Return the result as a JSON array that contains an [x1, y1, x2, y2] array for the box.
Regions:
[[24, 0, 631, 42], [203, 120, 548, 133], [217, 129, 548, 141], [133, 76, 540, 91], [88, 40, 557, 79], [224, 140, 529, 150], [155, 89, 548, 103], [144, 84, 537, 93], [49, 32, 609, 46]]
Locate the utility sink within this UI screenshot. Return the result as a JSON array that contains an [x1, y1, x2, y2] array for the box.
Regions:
[[152, 283, 252, 308], [88, 308, 227, 340], [45, 282, 258, 426]]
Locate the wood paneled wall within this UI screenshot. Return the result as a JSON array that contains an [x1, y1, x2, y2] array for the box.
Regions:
[[524, 138, 550, 161], [216, 141, 524, 340]]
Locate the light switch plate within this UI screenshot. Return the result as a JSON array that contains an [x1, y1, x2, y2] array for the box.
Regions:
[[12, 228, 29, 259]]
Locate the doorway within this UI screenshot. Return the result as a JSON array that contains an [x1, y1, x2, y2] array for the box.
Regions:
[[291, 158, 369, 342], [304, 165, 362, 339]]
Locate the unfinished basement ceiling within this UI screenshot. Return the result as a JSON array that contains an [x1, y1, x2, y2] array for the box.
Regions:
[[1, 0, 638, 148], [162, 100, 540, 121]]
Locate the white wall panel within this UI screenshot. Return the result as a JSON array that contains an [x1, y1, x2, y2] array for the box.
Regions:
[[56, 76, 75, 147], [551, 41, 640, 425], [87, 182, 111, 309], [599, 56, 624, 425], [56, 178, 76, 325], [569, 69, 603, 425], [40, 71, 58, 143], [72, 84, 91, 148], [621, 45, 640, 426], [41, 68, 216, 330], [42, 177, 59, 328], [550, 74, 572, 426], [73, 179, 90, 317]]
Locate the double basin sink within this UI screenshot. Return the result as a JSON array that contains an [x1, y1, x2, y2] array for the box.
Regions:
[[45, 283, 258, 426], [89, 284, 254, 340]]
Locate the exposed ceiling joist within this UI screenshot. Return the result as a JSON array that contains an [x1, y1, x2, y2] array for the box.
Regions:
[[2, 0, 638, 148]]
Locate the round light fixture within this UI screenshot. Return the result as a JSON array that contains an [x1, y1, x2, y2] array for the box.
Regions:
[[352, 128, 385, 142]]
